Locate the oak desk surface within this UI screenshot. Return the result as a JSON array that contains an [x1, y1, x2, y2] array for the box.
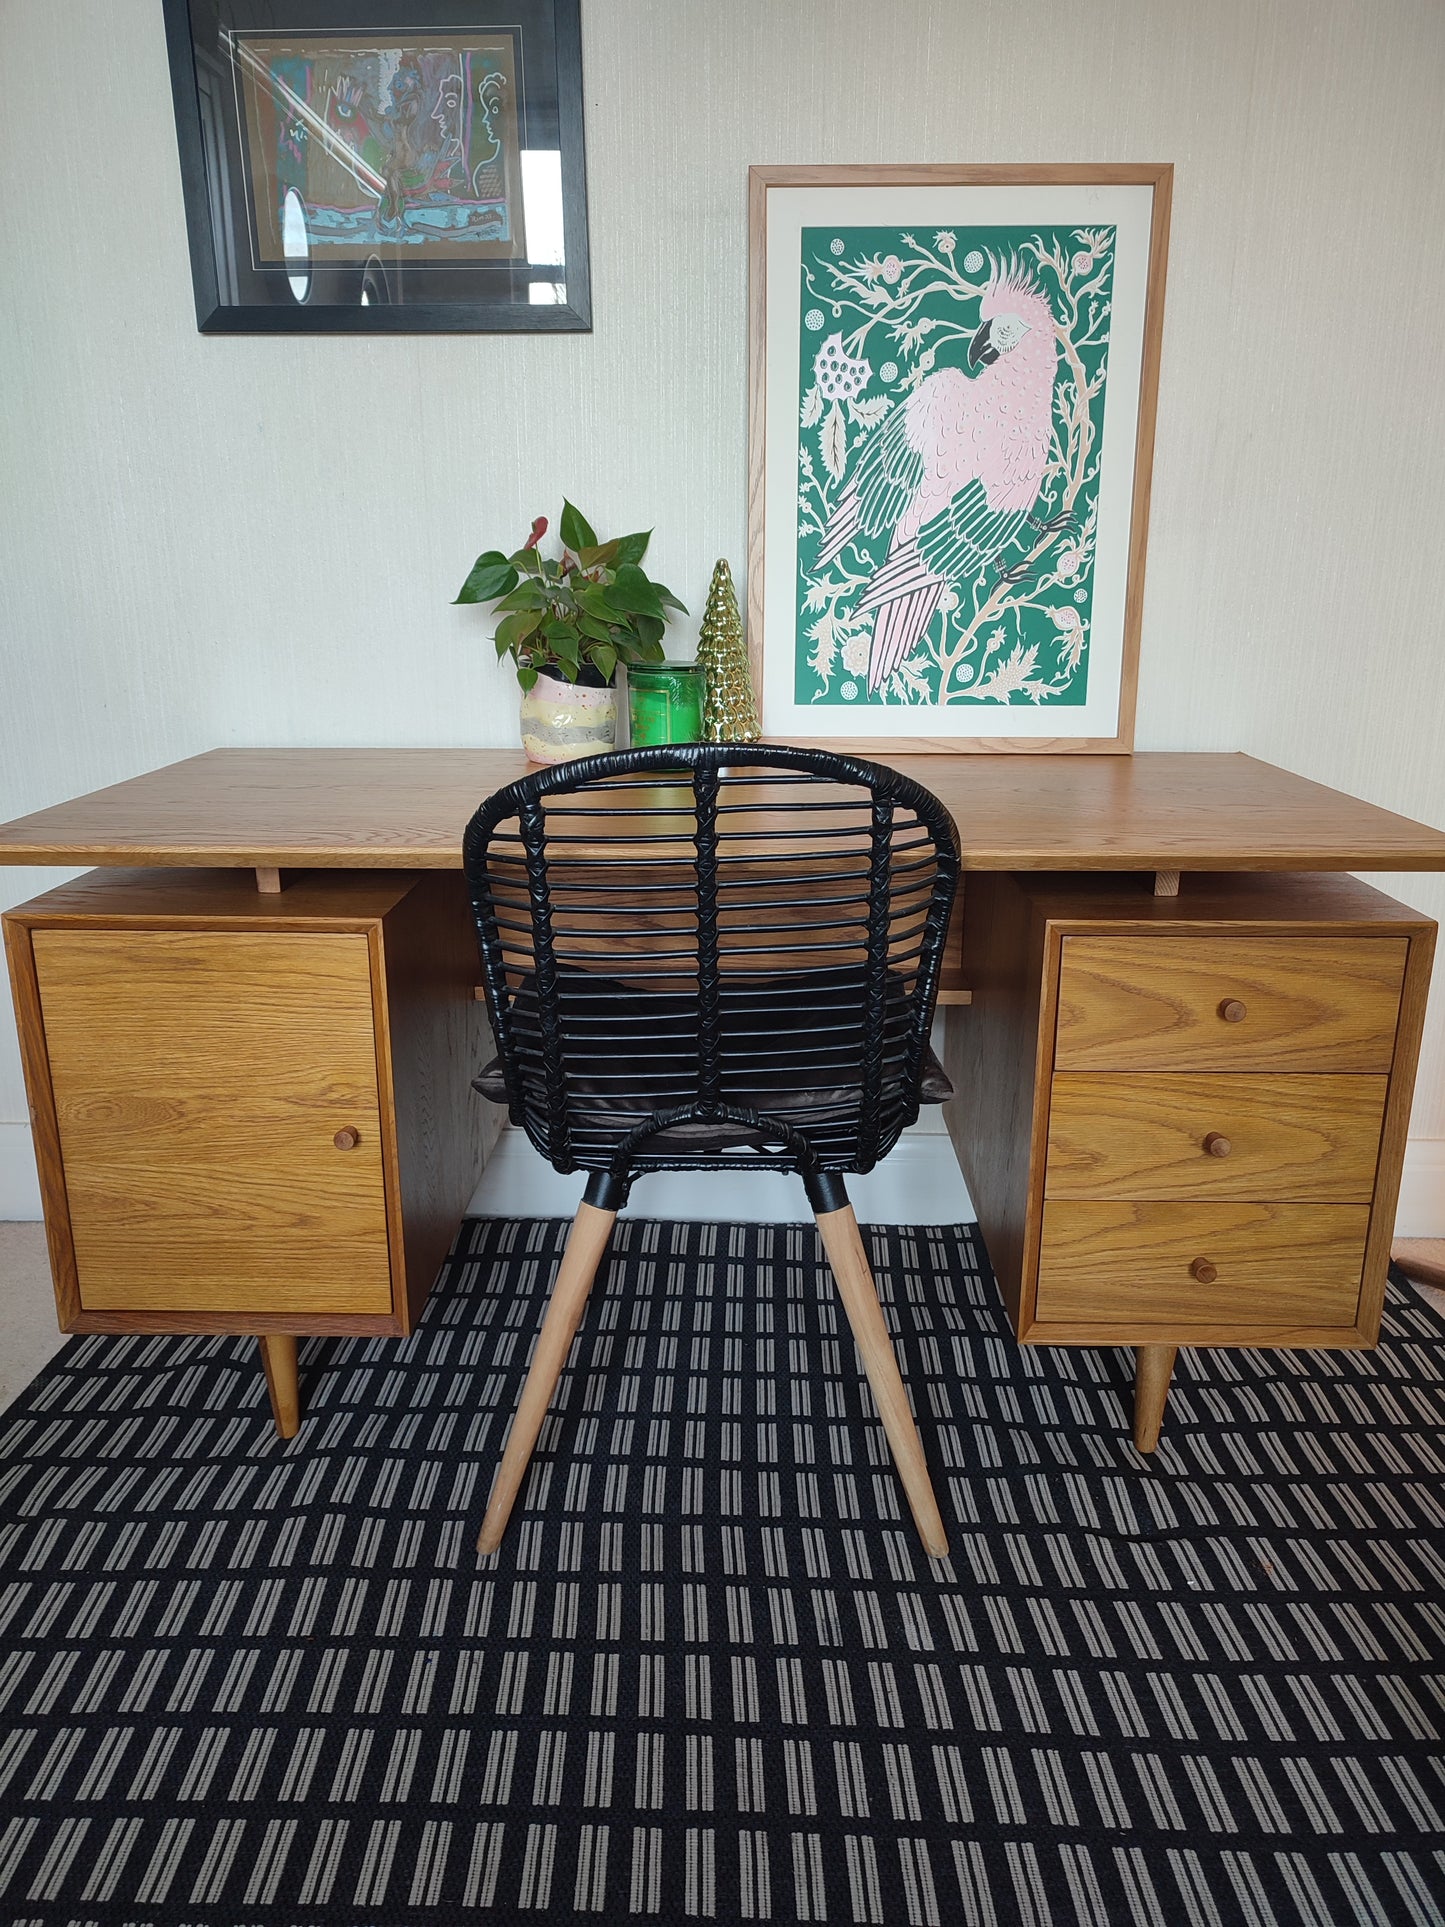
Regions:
[[2, 747, 1444, 874]]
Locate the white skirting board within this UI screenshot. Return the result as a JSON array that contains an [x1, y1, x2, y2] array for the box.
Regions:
[[1395, 1139, 1445, 1239], [465, 1124, 976, 1225], [0, 1125, 42, 1221]]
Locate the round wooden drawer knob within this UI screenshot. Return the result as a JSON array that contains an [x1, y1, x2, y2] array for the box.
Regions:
[[1190, 1257, 1218, 1284], [1203, 1132, 1232, 1158], [333, 1127, 361, 1151], [1218, 998, 1247, 1023]]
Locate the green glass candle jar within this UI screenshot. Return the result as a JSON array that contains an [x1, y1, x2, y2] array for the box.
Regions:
[[626, 662, 706, 747]]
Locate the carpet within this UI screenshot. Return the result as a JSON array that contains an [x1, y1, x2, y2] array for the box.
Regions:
[[2, 1219, 1444, 1926]]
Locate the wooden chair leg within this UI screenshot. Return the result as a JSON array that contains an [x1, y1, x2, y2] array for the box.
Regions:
[[477, 1200, 616, 1555], [814, 1203, 949, 1560], [258, 1335, 300, 1439], [1134, 1344, 1177, 1452]]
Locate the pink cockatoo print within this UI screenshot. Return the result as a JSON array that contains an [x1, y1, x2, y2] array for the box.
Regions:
[[816, 264, 1064, 694]]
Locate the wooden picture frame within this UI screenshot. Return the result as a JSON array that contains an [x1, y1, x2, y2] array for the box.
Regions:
[[747, 164, 1172, 752], [162, 0, 591, 333]]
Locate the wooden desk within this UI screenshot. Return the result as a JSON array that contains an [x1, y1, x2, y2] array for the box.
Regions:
[[3, 747, 1443, 873], [3, 748, 1442, 1448]]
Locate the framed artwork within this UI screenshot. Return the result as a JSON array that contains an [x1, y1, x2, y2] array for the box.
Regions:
[[162, 0, 590, 332], [747, 164, 1172, 752]]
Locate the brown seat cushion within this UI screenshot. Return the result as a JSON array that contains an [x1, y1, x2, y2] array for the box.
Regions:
[[474, 1040, 953, 1108]]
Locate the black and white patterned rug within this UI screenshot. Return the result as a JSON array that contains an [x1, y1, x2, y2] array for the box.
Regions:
[[2, 1219, 1444, 1927]]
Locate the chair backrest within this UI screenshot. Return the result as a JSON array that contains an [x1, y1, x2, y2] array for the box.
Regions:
[[463, 743, 959, 1179]]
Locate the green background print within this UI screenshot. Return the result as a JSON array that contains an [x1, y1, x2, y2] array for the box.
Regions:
[[794, 224, 1115, 709]]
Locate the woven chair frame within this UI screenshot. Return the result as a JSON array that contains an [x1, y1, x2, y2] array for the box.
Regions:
[[463, 743, 960, 1195]]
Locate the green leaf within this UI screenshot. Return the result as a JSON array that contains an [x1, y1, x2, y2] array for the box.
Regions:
[[653, 583, 688, 613], [494, 610, 541, 653], [573, 583, 616, 621], [634, 612, 665, 648], [455, 557, 518, 604], [614, 632, 665, 665], [613, 530, 651, 566], [492, 581, 547, 612], [590, 642, 617, 684], [576, 614, 617, 645], [577, 538, 621, 569], [543, 622, 580, 658], [559, 500, 598, 550], [516, 665, 539, 691], [607, 563, 666, 619], [509, 547, 543, 574]]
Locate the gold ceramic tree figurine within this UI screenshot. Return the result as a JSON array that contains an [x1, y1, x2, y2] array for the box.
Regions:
[[697, 559, 762, 742]]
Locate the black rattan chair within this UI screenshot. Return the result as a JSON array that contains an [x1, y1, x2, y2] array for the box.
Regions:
[[463, 743, 960, 1557]]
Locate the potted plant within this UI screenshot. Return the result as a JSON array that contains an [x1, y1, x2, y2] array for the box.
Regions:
[[456, 502, 687, 763]]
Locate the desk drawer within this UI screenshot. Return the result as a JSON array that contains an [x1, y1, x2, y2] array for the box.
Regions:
[[1055, 936, 1406, 1072], [1045, 1073, 1387, 1201], [1036, 1199, 1368, 1328]]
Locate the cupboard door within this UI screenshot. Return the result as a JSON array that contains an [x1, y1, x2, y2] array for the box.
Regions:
[[33, 930, 392, 1315]]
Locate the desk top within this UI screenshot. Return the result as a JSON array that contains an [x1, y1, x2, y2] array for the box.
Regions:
[[2, 747, 1443, 874]]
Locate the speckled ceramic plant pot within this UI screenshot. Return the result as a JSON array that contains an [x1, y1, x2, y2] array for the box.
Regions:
[[519, 667, 617, 765]]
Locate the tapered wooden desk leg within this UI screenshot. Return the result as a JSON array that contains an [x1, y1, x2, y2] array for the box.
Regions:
[[1134, 1344, 1177, 1452], [259, 1335, 300, 1438], [477, 1201, 616, 1556], [814, 1203, 949, 1560]]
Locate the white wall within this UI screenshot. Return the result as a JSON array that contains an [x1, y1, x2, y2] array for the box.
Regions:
[[3, 0, 1444, 1225]]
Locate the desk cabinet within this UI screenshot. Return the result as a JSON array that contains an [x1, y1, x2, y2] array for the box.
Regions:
[[944, 872, 1434, 1449], [4, 869, 497, 1431]]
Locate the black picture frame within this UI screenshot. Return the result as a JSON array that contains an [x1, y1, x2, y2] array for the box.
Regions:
[[162, 0, 591, 332]]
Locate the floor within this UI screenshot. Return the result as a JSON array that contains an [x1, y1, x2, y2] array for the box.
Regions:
[[7, 1218, 1445, 1921], [0, 1218, 67, 1410]]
